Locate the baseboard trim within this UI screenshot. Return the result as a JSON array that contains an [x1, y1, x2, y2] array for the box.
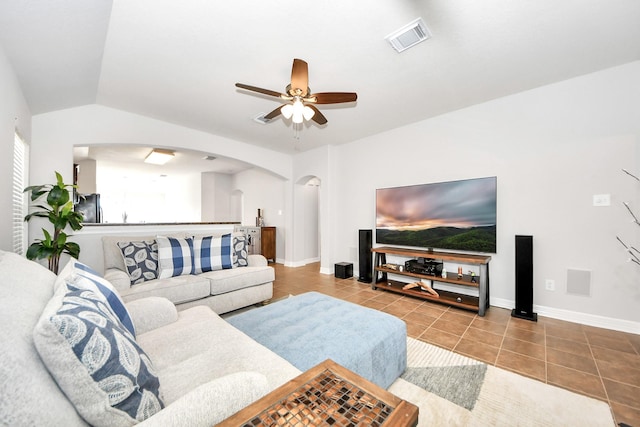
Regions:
[[491, 297, 640, 335]]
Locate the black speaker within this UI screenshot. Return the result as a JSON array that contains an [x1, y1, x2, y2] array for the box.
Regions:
[[358, 229, 372, 283], [512, 235, 537, 321]]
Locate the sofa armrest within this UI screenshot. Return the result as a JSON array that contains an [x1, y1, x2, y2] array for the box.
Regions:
[[104, 268, 131, 293], [126, 297, 178, 334], [138, 371, 269, 427], [247, 254, 268, 267]]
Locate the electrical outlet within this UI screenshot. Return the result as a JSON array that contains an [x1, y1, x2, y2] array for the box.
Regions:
[[545, 279, 555, 291]]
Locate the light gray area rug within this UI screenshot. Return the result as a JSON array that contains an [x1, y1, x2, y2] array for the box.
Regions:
[[389, 338, 615, 426]]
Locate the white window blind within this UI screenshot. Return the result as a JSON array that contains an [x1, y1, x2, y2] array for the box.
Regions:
[[12, 132, 28, 255]]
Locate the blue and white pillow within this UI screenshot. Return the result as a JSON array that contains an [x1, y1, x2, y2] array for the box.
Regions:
[[64, 260, 136, 338], [33, 283, 163, 426], [193, 234, 233, 274], [117, 240, 159, 285], [156, 236, 194, 279]]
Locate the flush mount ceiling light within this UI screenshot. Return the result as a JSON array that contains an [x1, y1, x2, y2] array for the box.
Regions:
[[385, 18, 432, 53], [144, 149, 174, 165]]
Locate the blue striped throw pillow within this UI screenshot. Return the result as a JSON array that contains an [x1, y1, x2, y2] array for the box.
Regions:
[[157, 236, 194, 278], [68, 260, 136, 337], [193, 234, 233, 274]]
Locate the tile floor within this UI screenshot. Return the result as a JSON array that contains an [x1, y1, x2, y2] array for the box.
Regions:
[[270, 262, 640, 426]]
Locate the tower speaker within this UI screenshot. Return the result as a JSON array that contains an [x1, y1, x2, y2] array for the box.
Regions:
[[512, 235, 537, 321], [358, 229, 372, 283]]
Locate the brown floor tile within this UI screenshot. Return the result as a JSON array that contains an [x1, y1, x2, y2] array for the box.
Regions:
[[546, 335, 591, 357], [547, 363, 606, 400], [504, 324, 546, 345], [480, 307, 512, 323], [596, 359, 640, 387], [546, 347, 599, 375], [496, 349, 546, 382], [463, 326, 504, 348], [502, 336, 545, 361], [359, 300, 388, 311], [439, 310, 474, 326], [545, 325, 588, 343], [454, 338, 499, 364], [587, 333, 637, 355], [406, 322, 428, 338], [592, 346, 640, 371], [410, 303, 447, 318], [610, 401, 640, 426], [470, 317, 507, 335], [419, 327, 460, 350], [402, 311, 438, 329], [381, 304, 410, 318], [508, 317, 544, 333], [431, 318, 469, 336], [603, 379, 640, 408]]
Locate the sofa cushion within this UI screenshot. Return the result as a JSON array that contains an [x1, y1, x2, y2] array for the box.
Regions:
[[157, 236, 194, 278], [119, 274, 211, 305], [193, 234, 233, 274], [0, 251, 88, 427], [200, 266, 275, 295], [33, 282, 164, 426], [117, 240, 159, 285], [232, 234, 249, 267]]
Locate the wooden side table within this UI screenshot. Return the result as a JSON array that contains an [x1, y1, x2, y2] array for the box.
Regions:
[[217, 359, 418, 427]]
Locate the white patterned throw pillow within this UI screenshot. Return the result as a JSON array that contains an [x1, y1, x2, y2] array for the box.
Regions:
[[33, 283, 163, 426], [156, 236, 194, 279], [117, 240, 159, 285], [232, 233, 249, 267]]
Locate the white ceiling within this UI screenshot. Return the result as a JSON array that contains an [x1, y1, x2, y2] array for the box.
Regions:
[[1, 1, 639, 154]]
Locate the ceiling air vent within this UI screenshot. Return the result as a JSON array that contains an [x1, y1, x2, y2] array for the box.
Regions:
[[385, 18, 431, 53], [253, 113, 270, 125]]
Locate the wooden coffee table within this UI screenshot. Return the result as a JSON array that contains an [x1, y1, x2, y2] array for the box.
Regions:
[[217, 359, 418, 426]]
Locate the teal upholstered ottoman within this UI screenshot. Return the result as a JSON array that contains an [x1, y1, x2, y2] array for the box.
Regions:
[[226, 291, 406, 389]]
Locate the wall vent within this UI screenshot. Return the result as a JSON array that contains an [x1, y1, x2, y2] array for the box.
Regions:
[[385, 18, 431, 53], [253, 113, 270, 125]]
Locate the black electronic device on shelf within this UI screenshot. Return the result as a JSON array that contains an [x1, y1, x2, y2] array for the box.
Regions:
[[405, 258, 443, 276]]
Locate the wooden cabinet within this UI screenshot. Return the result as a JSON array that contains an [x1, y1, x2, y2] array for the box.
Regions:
[[372, 246, 491, 316], [260, 226, 276, 263]]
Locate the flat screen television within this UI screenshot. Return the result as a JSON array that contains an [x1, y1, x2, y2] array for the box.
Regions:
[[376, 176, 497, 253]]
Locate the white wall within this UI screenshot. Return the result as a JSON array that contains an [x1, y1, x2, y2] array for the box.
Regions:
[[325, 62, 640, 331], [76, 159, 97, 194], [232, 168, 287, 262], [0, 45, 31, 252], [201, 172, 234, 222]]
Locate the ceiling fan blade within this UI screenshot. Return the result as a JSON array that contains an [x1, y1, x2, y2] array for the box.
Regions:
[[264, 105, 284, 120], [235, 83, 284, 98], [310, 92, 358, 104], [290, 59, 309, 96], [306, 104, 328, 125]]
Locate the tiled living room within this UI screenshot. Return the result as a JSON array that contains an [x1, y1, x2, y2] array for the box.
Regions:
[[271, 262, 640, 425]]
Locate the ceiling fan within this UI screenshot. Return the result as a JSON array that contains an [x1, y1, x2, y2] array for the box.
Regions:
[[235, 59, 357, 126]]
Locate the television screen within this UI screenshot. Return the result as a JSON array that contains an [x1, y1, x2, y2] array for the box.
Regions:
[[376, 177, 497, 253]]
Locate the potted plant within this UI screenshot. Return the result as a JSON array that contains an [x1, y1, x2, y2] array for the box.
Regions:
[[23, 171, 84, 274]]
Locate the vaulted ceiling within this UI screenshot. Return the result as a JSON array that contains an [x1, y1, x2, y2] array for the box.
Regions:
[[1, 1, 639, 154]]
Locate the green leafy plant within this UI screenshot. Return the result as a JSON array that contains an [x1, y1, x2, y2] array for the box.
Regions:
[[23, 171, 84, 274]]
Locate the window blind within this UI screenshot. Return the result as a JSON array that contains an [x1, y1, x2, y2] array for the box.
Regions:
[[12, 132, 28, 255]]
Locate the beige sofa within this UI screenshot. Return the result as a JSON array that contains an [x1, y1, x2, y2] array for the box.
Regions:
[[102, 234, 274, 314], [0, 250, 300, 426]]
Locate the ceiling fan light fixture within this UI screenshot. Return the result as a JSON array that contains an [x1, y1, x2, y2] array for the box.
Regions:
[[144, 149, 174, 165], [281, 104, 293, 119], [303, 105, 315, 121], [292, 98, 304, 123]]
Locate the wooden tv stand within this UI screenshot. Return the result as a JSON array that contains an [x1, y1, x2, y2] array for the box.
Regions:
[[372, 247, 491, 316]]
